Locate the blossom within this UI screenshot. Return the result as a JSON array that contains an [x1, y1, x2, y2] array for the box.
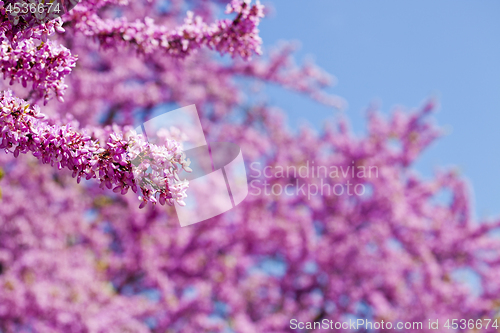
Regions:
[[0, 15, 75, 102], [0, 90, 189, 207], [69, 0, 265, 59], [0, 38, 76, 103], [0, 0, 498, 332]]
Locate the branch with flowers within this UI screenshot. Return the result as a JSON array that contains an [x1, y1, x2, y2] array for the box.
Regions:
[[0, 0, 265, 208], [0, 90, 190, 207], [69, 0, 265, 58]]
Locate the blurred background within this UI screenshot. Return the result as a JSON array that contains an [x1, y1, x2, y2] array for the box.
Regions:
[[259, 0, 500, 220]]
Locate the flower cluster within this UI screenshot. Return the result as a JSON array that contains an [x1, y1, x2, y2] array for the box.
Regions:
[[0, 15, 75, 103], [70, 0, 265, 58], [2, 0, 78, 34], [0, 39, 76, 103], [127, 130, 190, 208], [0, 90, 190, 207]]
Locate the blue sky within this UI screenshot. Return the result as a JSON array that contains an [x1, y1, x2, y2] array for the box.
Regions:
[[257, 0, 500, 220]]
